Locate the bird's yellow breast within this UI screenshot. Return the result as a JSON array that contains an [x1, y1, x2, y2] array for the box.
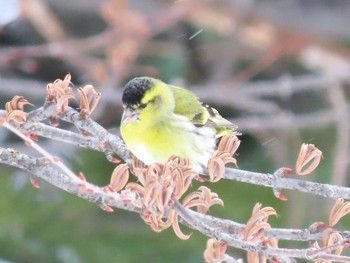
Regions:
[[121, 120, 190, 164]]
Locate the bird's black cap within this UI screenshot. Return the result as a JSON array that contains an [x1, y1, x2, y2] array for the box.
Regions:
[[122, 77, 152, 106]]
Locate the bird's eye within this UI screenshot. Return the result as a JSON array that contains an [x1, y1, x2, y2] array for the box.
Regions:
[[139, 103, 147, 109]]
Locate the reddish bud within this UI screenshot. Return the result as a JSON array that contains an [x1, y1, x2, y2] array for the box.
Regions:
[[0, 116, 5, 125], [82, 130, 90, 137], [262, 239, 270, 246], [103, 205, 114, 213], [49, 117, 60, 127], [196, 176, 206, 182], [30, 179, 40, 189], [307, 250, 316, 256], [109, 197, 116, 203], [111, 157, 121, 164], [283, 167, 293, 174], [278, 193, 288, 201], [30, 134, 39, 141], [86, 188, 94, 193], [47, 94, 56, 101], [52, 156, 60, 163], [221, 243, 227, 250], [315, 221, 326, 229]]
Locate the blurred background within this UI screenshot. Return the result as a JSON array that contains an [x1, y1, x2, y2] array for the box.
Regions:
[[1, 0, 350, 262]]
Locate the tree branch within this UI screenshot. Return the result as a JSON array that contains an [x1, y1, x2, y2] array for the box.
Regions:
[[1, 77, 350, 262]]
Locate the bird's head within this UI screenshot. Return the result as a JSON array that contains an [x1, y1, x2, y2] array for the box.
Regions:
[[121, 77, 175, 126]]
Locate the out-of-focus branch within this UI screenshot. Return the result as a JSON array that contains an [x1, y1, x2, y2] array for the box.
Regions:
[[22, 0, 66, 42], [231, 108, 342, 132], [1, 72, 349, 116], [0, 146, 139, 213], [326, 82, 350, 186]]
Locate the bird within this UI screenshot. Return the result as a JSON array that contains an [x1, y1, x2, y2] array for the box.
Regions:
[[120, 77, 239, 173]]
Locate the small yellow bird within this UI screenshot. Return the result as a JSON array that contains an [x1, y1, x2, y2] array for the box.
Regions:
[[120, 77, 238, 173]]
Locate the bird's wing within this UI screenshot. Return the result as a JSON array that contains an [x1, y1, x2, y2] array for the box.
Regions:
[[170, 85, 204, 123], [202, 104, 239, 136], [170, 85, 238, 133]]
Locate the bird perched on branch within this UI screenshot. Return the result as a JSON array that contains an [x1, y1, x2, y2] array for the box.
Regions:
[[120, 77, 239, 173]]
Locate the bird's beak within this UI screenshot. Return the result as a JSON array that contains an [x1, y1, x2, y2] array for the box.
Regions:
[[122, 106, 140, 125]]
